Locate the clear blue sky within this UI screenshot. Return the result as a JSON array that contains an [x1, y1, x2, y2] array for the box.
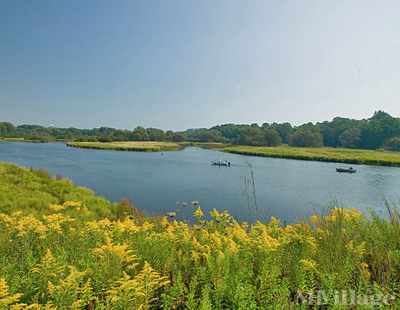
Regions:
[[1, 0, 400, 131]]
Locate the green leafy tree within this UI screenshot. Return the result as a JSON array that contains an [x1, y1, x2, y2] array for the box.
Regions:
[[288, 130, 324, 147], [111, 129, 130, 141], [130, 126, 150, 141], [0, 122, 18, 137], [171, 132, 186, 142], [361, 110, 400, 149], [194, 129, 227, 143], [147, 128, 166, 141], [338, 128, 361, 148], [270, 122, 293, 144], [98, 135, 113, 142], [210, 124, 240, 140], [262, 129, 282, 147], [234, 126, 263, 146]]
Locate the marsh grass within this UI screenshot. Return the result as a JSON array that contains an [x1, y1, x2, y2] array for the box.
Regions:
[[225, 145, 400, 167], [67, 141, 180, 152], [2, 162, 400, 308], [179, 142, 227, 149]]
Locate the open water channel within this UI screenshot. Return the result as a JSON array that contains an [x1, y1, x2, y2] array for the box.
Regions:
[[1, 142, 400, 224]]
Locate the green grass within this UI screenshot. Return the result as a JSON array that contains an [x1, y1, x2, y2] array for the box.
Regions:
[[67, 141, 180, 152], [2, 138, 25, 142], [2, 161, 400, 308], [224, 145, 400, 167], [179, 142, 227, 149]]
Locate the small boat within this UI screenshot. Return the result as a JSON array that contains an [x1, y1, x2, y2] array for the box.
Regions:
[[212, 159, 230, 166], [336, 167, 356, 173]]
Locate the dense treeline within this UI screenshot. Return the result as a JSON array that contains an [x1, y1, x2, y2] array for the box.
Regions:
[[2, 110, 400, 151], [0, 124, 187, 144]]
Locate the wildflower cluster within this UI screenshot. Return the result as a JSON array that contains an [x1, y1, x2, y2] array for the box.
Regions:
[[1, 200, 400, 309]]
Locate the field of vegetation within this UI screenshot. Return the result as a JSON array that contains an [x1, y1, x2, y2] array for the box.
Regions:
[[224, 145, 400, 167], [66, 141, 180, 152], [1, 161, 400, 308]]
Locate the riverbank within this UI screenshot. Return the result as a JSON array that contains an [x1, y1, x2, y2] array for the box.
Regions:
[[1, 161, 400, 308], [224, 145, 400, 167], [66, 141, 180, 152]]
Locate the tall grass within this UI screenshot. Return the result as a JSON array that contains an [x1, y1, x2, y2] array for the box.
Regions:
[[66, 141, 180, 152], [224, 145, 400, 167], [2, 162, 400, 308]]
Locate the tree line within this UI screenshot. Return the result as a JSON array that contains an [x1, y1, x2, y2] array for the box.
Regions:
[[1, 110, 400, 151]]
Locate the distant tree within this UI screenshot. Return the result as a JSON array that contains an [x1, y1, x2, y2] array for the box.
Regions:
[[185, 128, 207, 139], [130, 126, 150, 141], [146, 128, 166, 141], [270, 122, 293, 144], [210, 124, 240, 140], [97, 127, 116, 136], [288, 130, 324, 147], [261, 123, 270, 130], [195, 130, 227, 143], [262, 129, 282, 147], [361, 110, 400, 149], [389, 137, 400, 151], [112, 129, 130, 141], [319, 117, 362, 148], [98, 135, 113, 142], [234, 126, 263, 146], [338, 128, 361, 148], [0, 122, 17, 137], [171, 132, 186, 142]]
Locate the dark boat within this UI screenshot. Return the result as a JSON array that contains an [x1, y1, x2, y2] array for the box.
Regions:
[[336, 167, 356, 173]]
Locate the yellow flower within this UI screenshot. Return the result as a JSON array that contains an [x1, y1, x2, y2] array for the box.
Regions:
[[193, 206, 204, 221], [0, 278, 24, 307], [360, 262, 371, 278], [63, 201, 81, 208], [49, 204, 65, 212], [310, 215, 319, 225]]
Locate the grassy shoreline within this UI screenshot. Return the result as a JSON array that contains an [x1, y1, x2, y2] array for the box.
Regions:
[[224, 145, 400, 167], [66, 141, 181, 152], [2, 161, 400, 308]]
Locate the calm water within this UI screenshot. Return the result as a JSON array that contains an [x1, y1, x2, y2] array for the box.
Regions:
[[1, 142, 400, 224]]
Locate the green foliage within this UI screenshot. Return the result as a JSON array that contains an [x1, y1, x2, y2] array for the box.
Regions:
[[66, 141, 180, 152], [2, 164, 400, 308], [130, 126, 150, 141], [3, 110, 400, 152], [0, 162, 113, 219], [263, 128, 282, 147], [193, 129, 228, 143], [288, 130, 324, 147], [0, 122, 18, 138]]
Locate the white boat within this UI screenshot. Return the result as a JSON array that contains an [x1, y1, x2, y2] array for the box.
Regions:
[[212, 159, 230, 166]]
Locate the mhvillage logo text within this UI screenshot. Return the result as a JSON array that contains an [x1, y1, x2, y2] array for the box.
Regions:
[[296, 290, 395, 308]]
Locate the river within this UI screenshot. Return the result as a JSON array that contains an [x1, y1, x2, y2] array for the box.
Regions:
[[1, 142, 400, 224]]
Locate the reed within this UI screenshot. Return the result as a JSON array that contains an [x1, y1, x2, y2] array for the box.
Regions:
[[224, 145, 400, 167], [67, 141, 180, 152]]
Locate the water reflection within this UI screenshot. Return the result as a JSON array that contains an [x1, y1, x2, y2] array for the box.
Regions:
[[1, 142, 400, 224]]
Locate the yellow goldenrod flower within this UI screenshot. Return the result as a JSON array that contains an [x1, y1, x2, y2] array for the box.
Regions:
[[194, 206, 204, 219]]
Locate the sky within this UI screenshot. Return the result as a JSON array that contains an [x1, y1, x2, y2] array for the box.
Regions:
[[1, 0, 400, 132]]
